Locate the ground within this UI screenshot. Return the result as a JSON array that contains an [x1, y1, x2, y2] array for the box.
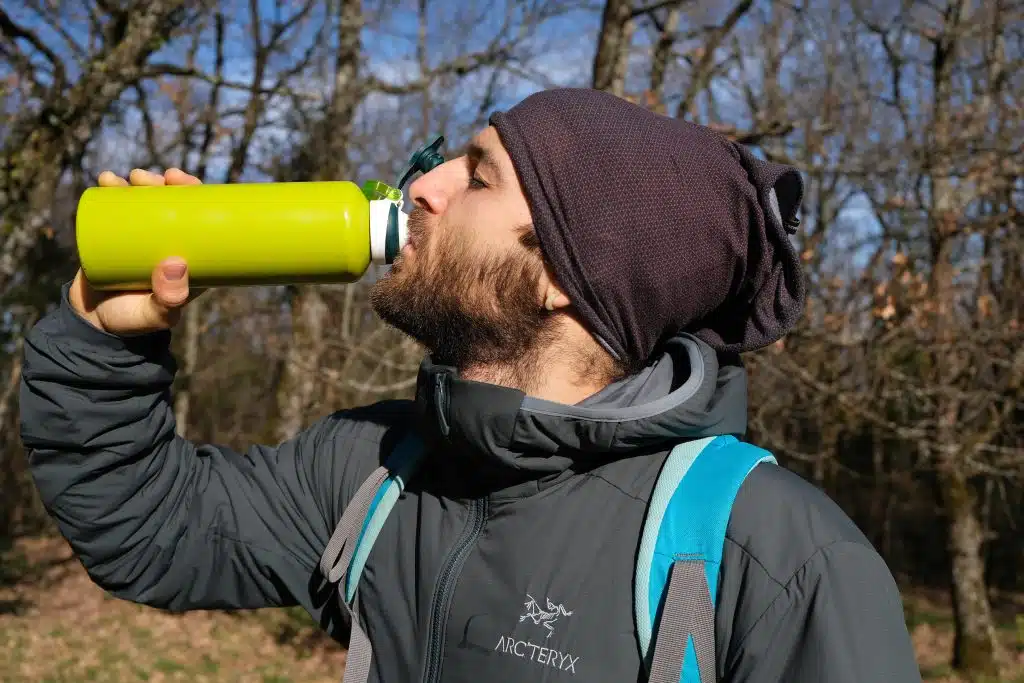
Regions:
[[0, 537, 345, 683], [1, 536, 1021, 682], [904, 586, 1024, 683]]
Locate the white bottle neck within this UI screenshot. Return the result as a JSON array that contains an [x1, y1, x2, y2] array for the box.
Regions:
[[368, 199, 409, 264]]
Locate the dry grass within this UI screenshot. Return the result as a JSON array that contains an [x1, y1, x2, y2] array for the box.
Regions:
[[0, 537, 345, 682], [1, 536, 1021, 682], [904, 588, 1024, 683]]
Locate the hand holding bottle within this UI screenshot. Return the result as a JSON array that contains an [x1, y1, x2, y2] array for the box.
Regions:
[[70, 168, 203, 335]]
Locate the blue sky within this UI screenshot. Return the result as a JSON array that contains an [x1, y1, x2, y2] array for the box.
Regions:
[[2, 0, 920, 286], [81, 0, 606, 182]]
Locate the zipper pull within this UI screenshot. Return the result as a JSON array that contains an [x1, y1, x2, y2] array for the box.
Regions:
[[433, 372, 451, 437]]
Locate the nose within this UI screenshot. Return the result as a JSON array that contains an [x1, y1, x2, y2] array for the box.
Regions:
[[407, 158, 459, 215]]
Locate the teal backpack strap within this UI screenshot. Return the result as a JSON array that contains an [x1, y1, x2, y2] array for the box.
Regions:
[[635, 435, 776, 683], [317, 432, 425, 683], [344, 433, 425, 602]]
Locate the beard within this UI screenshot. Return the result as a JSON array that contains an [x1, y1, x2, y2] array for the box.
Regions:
[[370, 209, 555, 381]]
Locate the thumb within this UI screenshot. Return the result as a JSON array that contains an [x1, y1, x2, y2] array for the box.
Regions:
[[145, 258, 191, 328]]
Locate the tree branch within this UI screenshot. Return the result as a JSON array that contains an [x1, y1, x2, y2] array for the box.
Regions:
[[630, 0, 690, 20], [0, 7, 66, 90], [364, 45, 514, 95], [677, 0, 754, 119]]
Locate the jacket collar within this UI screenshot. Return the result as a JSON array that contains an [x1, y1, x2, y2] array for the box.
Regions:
[[412, 334, 748, 498]]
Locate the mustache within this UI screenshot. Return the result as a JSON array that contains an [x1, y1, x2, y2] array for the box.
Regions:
[[406, 207, 431, 245]]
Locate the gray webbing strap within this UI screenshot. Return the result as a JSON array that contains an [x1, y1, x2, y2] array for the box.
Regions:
[[320, 465, 390, 581], [648, 559, 717, 683], [337, 594, 373, 683], [318, 465, 390, 683]]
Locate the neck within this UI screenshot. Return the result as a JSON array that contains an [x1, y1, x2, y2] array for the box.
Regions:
[[458, 326, 613, 404], [459, 363, 606, 404]]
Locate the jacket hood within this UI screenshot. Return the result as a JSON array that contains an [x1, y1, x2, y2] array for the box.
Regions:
[[413, 333, 748, 496]]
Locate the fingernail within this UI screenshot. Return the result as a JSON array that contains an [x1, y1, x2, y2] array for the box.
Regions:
[[163, 263, 186, 281]]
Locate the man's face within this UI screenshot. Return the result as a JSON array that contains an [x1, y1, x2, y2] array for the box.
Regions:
[[370, 126, 555, 370]]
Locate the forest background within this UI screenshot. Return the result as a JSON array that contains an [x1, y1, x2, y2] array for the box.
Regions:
[[0, 0, 1022, 681]]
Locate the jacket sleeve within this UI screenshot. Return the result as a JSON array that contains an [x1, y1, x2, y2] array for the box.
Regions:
[[19, 283, 402, 628], [727, 540, 923, 683]]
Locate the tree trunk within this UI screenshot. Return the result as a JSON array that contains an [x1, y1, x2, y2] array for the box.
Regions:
[[592, 0, 634, 95], [174, 302, 203, 438], [273, 0, 363, 441], [318, 0, 363, 182], [0, 312, 35, 432], [931, 237, 1000, 672], [927, 1, 1000, 673], [0, 314, 38, 534], [274, 285, 329, 442], [938, 458, 1000, 674], [0, 346, 24, 437], [647, 4, 681, 114]]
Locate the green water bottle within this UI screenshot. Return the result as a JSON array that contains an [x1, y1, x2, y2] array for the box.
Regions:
[[75, 136, 445, 290]]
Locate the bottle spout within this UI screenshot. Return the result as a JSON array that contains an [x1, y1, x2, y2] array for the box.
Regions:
[[397, 135, 445, 191]]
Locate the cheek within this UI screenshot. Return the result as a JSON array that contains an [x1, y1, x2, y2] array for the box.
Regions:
[[433, 206, 490, 256], [459, 196, 527, 254]]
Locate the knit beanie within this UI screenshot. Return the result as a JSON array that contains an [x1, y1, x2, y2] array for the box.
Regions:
[[489, 87, 806, 364]]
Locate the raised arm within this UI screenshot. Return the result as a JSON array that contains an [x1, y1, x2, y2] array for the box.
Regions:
[[20, 281, 402, 635]]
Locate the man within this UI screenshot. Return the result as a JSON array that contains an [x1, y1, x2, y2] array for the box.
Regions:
[[21, 88, 921, 682]]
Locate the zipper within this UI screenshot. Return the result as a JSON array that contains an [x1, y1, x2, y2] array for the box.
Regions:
[[421, 497, 488, 683]]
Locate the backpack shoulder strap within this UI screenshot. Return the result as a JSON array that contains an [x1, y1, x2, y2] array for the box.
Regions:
[[343, 433, 425, 603], [317, 432, 426, 683], [635, 435, 776, 683]]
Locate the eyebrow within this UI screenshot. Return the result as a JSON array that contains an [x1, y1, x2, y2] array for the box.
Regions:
[[466, 142, 502, 181]]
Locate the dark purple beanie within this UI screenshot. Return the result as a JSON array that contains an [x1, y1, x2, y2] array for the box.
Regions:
[[489, 88, 806, 364]]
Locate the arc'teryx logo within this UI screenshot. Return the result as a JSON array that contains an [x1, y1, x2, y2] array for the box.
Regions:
[[519, 593, 573, 639], [494, 593, 580, 675]]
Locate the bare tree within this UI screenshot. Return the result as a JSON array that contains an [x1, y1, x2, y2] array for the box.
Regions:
[[845, 0, 1022, 672], [593, 0, 635, 95], [919, 0, 1012, 671], [747, 0, 1023, 674], [0, 1, 208, 297]]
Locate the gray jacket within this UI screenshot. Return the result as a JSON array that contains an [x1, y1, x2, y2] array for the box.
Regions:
[[20, 283, 922, 682]]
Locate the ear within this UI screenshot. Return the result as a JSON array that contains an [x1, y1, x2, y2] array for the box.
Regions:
[[543, 287, 571, 312], [535, 259, 571, 311], [537, 272, 570, 312]]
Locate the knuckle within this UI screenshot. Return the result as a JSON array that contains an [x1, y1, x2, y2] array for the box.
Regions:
[[160, 290, 190, 308]]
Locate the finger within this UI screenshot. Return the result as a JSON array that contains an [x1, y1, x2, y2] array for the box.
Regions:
[[164, 168, 203, 186], [129, 168, 166, 187], [97, 171, 129, 187], [151, 258, 190, 309]]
